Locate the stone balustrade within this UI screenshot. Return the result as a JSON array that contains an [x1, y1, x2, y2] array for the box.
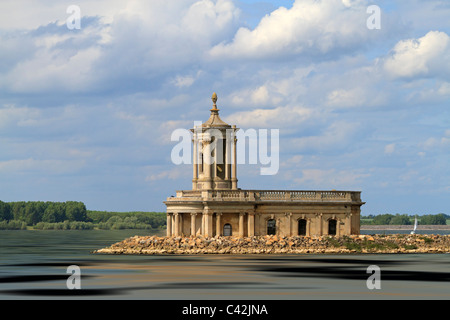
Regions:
[[169, 190, 361, 203]]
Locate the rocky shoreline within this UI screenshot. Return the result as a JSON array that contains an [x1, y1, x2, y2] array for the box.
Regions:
[[93, 234, 450, 255]]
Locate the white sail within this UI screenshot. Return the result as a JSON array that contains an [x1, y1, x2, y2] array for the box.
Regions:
[[411, 216, 418, 234]]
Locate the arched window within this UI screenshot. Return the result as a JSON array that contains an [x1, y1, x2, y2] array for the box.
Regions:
[[223, 223, 232, 236], [267, 219, 276, 235], [328, 219, 337, 236], [298, 219, 307, 236]]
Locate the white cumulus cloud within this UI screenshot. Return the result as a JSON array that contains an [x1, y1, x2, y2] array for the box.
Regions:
[[209, 0, 379, 60], [383, 30, 450, 80]]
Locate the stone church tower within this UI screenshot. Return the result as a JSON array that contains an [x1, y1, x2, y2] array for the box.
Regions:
[[191, 92, 238, 191], [164, 93, 364, 238]]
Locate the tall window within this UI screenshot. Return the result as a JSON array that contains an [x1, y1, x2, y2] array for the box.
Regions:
[[223, 223, 232, 236], [267, 219, 276, 235], [328, 219, 337, 236], [298, 219, 307, 236]]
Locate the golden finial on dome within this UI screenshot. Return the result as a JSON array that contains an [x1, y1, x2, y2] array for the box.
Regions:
[[211, 92, 218, 109]]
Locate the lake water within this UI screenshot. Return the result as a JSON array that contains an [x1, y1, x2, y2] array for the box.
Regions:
[[1, 229, 450, 300]]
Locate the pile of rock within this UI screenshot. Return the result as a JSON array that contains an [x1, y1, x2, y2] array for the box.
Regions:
[[93, 234, 450, 255]]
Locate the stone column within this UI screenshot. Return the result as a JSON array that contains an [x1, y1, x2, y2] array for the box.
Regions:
[[225, 133, 230, 181], [167, 213, 172, 237], [203, 211, 213, 237], [204, 138, 212, 189], [180, 213, 184, 236], [192, 133, 198, 190], [248, 212, 255, 237], [191, 213, 197, 236], [216, 212, 222, 236], [174, 213, 180, 237], [201, 212, 205, 235], [212, 138, 217, 182], [231, 128, 238, 190], [239, 212, 245, 238], [171, 214, 175, 236]]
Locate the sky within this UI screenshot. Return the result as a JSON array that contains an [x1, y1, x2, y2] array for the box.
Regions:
[[0, 0, 449, 214]]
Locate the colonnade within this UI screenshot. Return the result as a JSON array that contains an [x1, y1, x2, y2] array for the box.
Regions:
[[166, 211, 353, 237], [167, 211, 254, 238]]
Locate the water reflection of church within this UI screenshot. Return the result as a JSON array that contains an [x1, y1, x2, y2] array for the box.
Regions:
[[164, 93, 364, 238]]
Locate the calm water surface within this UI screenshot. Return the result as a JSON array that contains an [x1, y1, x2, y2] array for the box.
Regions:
[[1, 229, 449, 300]]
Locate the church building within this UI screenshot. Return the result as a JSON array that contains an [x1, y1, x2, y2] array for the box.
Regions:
[[164, 93, 364, 238]]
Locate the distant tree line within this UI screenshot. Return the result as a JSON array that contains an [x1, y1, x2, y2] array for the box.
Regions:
[[418, 214, 448, 225], [361, 213, 448, 225], [0, 201, 87, 225], [88, 211, 166, 230], [0, 200, 166, 230]]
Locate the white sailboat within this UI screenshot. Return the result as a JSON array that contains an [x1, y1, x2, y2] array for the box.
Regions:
[[410, 216, 418, 234]]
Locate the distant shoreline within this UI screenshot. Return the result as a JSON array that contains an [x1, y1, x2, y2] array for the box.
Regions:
[[361, 225, 450, 230]]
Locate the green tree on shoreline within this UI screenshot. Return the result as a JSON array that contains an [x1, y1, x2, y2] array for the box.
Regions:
[[0, 201, 12, 221], [361, 213, 448, 225], [0, 200, 166, 230], [419, 213, 447, 225]]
